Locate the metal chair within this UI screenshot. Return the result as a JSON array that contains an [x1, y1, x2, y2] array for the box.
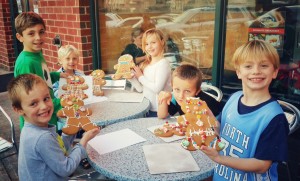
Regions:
[[201, 82, 223, 102], [278, 100, 300, 135], [0, 106, 18, 180], [277, 100, 300, 181]]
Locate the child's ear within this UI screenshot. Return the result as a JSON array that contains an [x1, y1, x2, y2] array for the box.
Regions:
[[16, 33, 24, 42], [13, 106, 25, 116], [196, 88, 201, 95]]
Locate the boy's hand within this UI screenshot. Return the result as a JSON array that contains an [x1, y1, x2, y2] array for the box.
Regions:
[[60, 72, 70, 78], [158, 91, 172, 105], [200, 145, 220, 162], [132, 66, 143, 78], [79, 127, 100, 148]]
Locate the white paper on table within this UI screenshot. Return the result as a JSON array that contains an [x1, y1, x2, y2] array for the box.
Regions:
[[88, 128, 146, 155], [58, 75, 108, 105], [147, 124, 185, 143], [102, 80, 126, 90], [107, 91, 144, 102], [143, 143, 200, 174]]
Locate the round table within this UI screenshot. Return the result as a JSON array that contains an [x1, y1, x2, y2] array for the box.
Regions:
[[86, 89, 150, 126], [87, 118, 215, 181]]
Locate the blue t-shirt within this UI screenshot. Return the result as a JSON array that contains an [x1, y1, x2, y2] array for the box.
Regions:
[[214, 91, 289, 181]]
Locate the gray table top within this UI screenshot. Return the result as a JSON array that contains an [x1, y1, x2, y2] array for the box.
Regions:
[[87, 117, 215, 181], [86, 89, 151, 126]]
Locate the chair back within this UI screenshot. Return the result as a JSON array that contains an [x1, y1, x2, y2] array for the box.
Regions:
[[201, 82, 223, 102], [278, 100, 300, 135], [0, 106, 17, 153]]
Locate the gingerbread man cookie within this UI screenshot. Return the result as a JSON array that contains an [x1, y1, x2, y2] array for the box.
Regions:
[[154, 121, 186, 137], [178, 97, 225, 151], [60, 94, 85, 108], [57, 104, 98, 135], [90, 69, 106, 96], [62, 75, 89, 91], [112, 54, 135, 80]]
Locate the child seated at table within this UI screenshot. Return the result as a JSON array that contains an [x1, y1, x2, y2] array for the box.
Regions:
[[53, 45, 84, 98], [158, 64, 223, 118], [7, 73, 100, 180]]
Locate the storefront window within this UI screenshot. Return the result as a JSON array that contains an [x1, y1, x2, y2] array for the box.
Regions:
[[97, 0, 216, 77], [224, 1, 300, 106]]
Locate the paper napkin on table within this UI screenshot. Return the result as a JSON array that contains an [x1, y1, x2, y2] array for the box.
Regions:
[[143, 143, 200, 174], [88, 128, 146, 155]]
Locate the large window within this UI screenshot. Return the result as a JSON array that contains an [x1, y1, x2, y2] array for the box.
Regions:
[[224, 1, 300, 106]]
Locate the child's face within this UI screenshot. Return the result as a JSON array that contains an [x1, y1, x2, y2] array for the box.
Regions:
[[172, 77, 200, 106], [14, 83, 53, 127], [144, 34, 164, 58], [16, 24, 46, 53], [59, 51, 79, 72], [236, 57, 278, 92]]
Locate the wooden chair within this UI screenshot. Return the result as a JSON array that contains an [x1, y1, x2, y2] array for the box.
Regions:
[[0, 106, 18, 180]]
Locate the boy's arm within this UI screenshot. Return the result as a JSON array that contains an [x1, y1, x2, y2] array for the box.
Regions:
[[50, 72, 60, 84], [157, 91, 172, 118], [200, 146, 272, 173]]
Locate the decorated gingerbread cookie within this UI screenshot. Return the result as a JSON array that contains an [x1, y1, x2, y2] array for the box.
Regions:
[[56, 104, 98, 135], [178, 97, 225, 151], [60, 94, 85, 108], [112, 54, 135, 80], [62, 75, 89, 91], [154, 121, 186, 137], [90, 69, 106, 96]]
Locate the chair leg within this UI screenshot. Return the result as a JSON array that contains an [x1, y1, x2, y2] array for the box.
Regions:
[[0, 159, 12, 181]]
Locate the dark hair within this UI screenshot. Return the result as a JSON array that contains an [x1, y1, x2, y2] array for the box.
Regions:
[[131, 28, 143, 43], [15, 11, 46, 35], [7, 74, 47, 109], [172, 64, 203, 90]]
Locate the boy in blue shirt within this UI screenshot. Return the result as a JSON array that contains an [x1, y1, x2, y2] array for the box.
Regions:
[[7, 74, 100, 180], [201, 40, 289, 180]]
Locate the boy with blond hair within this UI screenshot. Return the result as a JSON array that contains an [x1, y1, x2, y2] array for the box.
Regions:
[[201, 40, 289, 180]]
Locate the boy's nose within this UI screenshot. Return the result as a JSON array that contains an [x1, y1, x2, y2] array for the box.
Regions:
[[253, 66, 261, 74]]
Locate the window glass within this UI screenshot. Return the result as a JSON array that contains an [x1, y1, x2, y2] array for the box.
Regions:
[[224, 1, 300, 105], [98, 0, 216, 77]]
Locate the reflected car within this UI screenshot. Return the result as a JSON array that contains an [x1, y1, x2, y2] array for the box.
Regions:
[[156, 6, 253, 69], [106, 13, 123, 27], [113, 15, 174, 28]]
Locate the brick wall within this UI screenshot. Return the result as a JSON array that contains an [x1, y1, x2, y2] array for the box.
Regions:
[[0, 1, 15, 72], [38, 0, 93, 74]]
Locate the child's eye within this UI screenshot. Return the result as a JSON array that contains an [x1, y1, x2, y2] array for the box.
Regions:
[[40, 30, 45, 35], [174, 88, 180, 92], [30, 102, 37, 107], [44, 96, 51, 102], [261, 64, 269, 68]]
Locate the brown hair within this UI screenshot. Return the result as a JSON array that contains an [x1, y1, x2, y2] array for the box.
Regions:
[[233, 40, 280, 70], [15, 11, 46, 35], [7, 74, 48, 109], [139, 28, 165, 70], [172, 64, 203, 91]]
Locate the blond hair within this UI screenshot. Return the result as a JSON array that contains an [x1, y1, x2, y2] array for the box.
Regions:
[[15, 11, 46, 35], [139, 28, 166, 70], [7, 74, 48, 109], [233, 40, 280, 70], [57, 45, 79, 61]]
